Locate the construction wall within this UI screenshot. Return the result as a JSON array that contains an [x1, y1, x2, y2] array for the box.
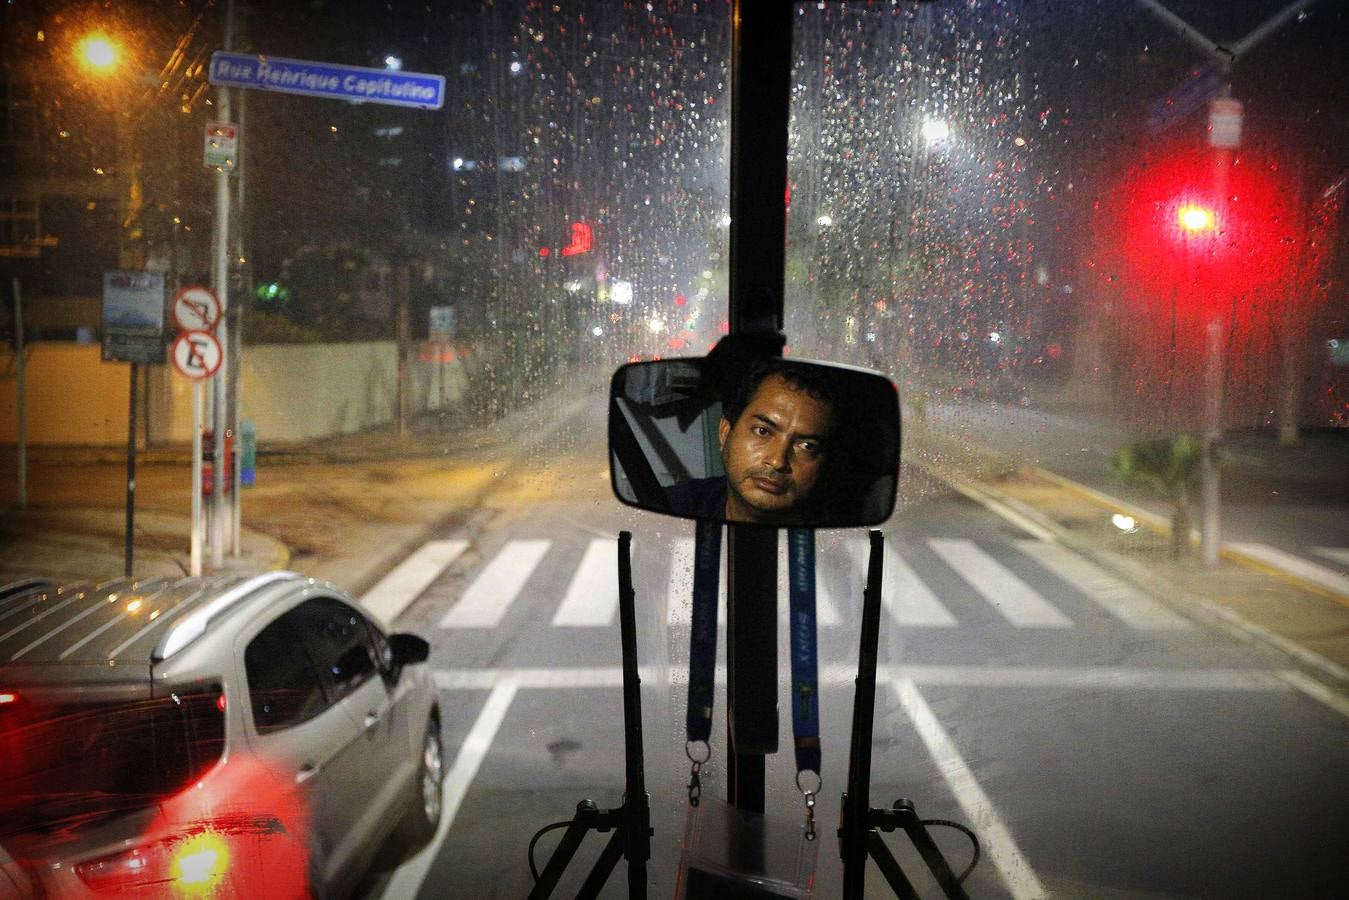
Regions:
[[0, 341, 478, 446]]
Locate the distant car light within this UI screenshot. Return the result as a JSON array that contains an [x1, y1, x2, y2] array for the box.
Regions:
[[591, 326, 604, 337]]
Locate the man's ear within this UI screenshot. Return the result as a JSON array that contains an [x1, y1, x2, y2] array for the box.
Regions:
[[718, 416, 731, 451]]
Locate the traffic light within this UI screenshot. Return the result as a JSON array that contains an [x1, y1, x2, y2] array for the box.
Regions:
[[1109, 147, 1295, 311], [1176, 204, 1216, 234]]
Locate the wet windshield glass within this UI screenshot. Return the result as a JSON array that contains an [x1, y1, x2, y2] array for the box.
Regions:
[[1, 1, 1345, 898]]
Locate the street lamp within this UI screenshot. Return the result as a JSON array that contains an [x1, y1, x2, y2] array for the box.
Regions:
[[77, 34, 120, 72]]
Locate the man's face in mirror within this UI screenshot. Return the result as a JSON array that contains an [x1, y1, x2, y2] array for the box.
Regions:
[[718, 372, 836, 525]]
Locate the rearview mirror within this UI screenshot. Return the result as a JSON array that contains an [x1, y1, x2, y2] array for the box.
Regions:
[[609, 356, 900, 528]]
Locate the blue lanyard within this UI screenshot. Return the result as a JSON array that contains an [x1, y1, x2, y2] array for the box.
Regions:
[[686, 519, 721, 745], [788, 528, 821, 777]]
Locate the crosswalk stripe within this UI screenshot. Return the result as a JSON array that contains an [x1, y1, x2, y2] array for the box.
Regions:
[[854, 541, 958, 627], [361, 539, 468, 625], [666, 538, 726, 627], [929, 538, 1072, 627], [552, 539, 620, 626], [439, 540, 550, 628], [1312, 546, 1349, 569], [1230, 542, 1349, 597], [1013, 540, 1192, 630]]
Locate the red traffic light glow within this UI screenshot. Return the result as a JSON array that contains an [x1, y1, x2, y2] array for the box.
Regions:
[[1109, 147, 1298, 314], [1177, 204, 1216, 233]]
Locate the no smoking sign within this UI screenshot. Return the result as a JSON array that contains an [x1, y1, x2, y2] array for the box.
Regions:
[[172, 330, 223, 380]]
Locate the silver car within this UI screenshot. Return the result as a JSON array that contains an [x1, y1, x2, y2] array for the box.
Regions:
[[0, 573, 442, 900]]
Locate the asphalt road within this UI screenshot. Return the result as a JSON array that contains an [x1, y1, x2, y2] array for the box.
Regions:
[[351, 409, 1349, 899]]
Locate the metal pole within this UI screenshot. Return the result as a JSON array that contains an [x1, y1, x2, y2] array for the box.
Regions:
[[210, 0, 236, 569], [191, 381, 203, 576], [230, 53, 247, 557], [11, 278, 26, 509], [125, 363, 137, 577], [211, 94, 230, 570]]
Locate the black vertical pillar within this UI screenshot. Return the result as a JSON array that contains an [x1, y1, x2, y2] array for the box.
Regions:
[[724, 0, 795, 814]]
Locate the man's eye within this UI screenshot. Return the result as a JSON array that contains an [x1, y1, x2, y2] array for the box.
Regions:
[[798, 441, 821, 455], [752, 425, 771, 437]]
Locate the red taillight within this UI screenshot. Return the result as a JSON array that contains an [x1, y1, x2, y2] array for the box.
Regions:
[[216, 694, 226, 713], [76, 827, 232, 895]]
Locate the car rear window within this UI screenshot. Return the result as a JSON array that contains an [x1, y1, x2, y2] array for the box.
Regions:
[[0, 686, 225, 837]]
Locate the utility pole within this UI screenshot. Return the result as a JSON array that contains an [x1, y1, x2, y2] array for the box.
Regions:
[[209, 0, 237, 569]]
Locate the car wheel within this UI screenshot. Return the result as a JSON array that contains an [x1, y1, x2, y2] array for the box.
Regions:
[[398, 712, 444, 847]]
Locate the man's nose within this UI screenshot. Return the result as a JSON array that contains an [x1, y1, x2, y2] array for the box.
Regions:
[[764, 438, 792, 471]]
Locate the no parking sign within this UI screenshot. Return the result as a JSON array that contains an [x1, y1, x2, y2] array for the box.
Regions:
[[172, 330, 223, 380]]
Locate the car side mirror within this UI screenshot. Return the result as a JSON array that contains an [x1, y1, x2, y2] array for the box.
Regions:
[[390, 632, 430, 666], [609, 354, 900, 528]]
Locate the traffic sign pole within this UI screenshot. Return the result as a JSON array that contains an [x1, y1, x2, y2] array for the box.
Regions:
[[210, 85, 232, 570], [191, 383, 203, 576]]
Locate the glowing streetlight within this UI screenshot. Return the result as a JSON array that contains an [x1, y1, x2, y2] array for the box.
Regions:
[[921, 118, 950, 145], [77, 34, 119, 72]]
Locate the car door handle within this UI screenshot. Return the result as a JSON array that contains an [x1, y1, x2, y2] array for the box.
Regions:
[[363, 710, 381, 730], [296, 762, 320, 784]]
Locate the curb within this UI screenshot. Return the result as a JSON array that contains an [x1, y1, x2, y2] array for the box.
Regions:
[[1028, 465, 1349, 607], [915, 458, 1349, 688]]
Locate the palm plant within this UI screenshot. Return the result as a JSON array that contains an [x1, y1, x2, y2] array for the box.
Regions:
[[1111, 434, 1205, 558]]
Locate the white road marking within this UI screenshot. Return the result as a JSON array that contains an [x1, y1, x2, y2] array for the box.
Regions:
[[1013, 540, 1192, 630], [852, 540, 958, 627], [439, 540, 550, 628], [433, 665, 1293, 692], [894, 678, 1047, 900], [930, 539, 1073, 627], [1312, 546, 1349, 569], [379, 681, 517, 900], [552, 539, 620, 626], [361, 540, 468, 626], [667, 537, 727, 627], [1228, 542, 1349, 597], [1274, 669, 1349, 720]]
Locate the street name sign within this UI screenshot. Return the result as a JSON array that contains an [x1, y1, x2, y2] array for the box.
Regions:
[[1147, 67, 1225, 134], [102, 271, 165, 364], [172, 330, 223, 380], [208, 51, 445, 110], [173, 285, 221, 332]]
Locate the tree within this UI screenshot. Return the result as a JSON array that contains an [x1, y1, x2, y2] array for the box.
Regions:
[[1111, 434, 1205, 558]]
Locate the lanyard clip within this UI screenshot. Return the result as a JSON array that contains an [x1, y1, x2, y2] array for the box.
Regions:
[[686, 740, 711, 808], [796, 769, 822, 842]]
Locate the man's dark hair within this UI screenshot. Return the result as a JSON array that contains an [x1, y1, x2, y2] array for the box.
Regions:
[[722, 359, 845, 428]]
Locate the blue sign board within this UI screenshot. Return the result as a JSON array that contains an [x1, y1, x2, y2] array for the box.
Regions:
[[1147, 67, 1226, 133], [209, 51, 444, 110]]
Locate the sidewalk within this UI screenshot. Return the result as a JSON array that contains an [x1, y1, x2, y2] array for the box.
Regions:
[[906, 420, 1349, 689]]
